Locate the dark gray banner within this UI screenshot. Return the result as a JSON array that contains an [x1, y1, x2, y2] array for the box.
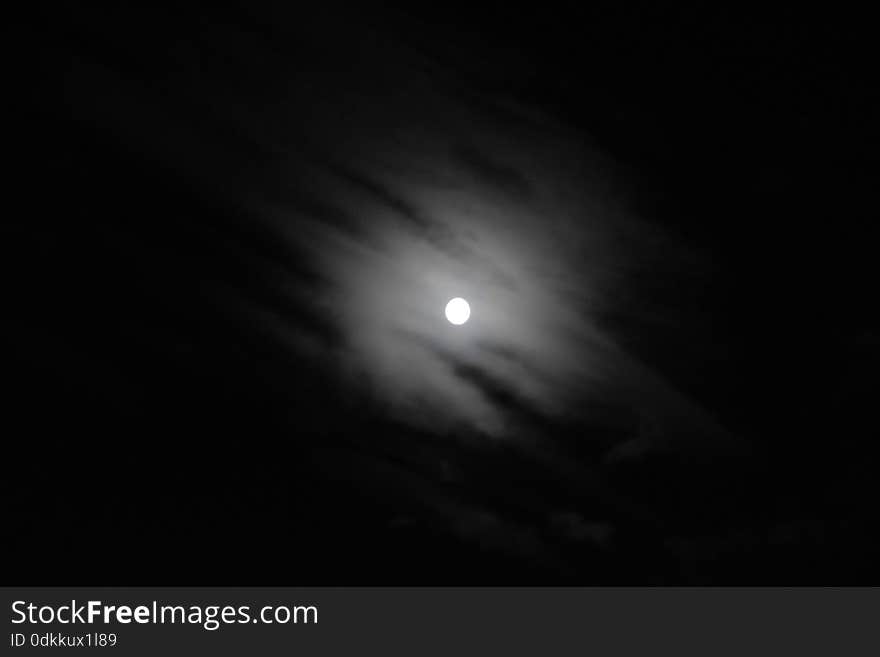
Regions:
[[2, 588, 878, 655]]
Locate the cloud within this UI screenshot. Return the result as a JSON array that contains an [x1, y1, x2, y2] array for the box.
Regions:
[[56, 8, 736, 464], [220, 24, 739, 465]]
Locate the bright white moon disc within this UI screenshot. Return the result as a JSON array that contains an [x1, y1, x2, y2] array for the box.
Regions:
[[445, 297, 470, 325]]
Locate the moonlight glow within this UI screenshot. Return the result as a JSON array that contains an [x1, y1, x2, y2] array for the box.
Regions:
[[445, 297, 471, 325]]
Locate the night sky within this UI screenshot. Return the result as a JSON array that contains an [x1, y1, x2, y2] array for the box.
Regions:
[[8, 4, 879, 582]]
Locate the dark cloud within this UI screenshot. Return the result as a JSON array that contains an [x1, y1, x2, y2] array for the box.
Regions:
[[453, 145, 534, 197]]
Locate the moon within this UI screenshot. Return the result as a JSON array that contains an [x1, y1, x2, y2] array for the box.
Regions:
[[445, 297, 471, 325]]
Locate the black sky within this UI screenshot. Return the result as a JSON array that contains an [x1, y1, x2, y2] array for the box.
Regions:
[[7, 3, 879, 583]]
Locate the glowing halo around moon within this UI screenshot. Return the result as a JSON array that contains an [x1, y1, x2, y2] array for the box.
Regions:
[[445, 297, 471, 325]]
